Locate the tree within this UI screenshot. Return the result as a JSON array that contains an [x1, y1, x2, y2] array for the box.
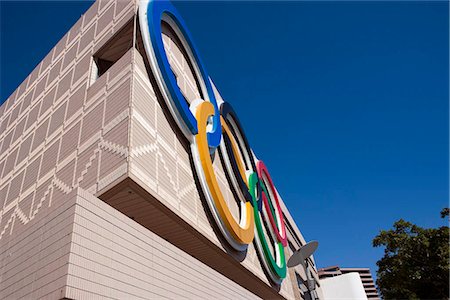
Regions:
[[373, 208, 449, 299], [440, 208, 449, 219]]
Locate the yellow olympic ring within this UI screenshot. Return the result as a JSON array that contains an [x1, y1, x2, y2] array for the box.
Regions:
[[194, 101, 254, 245]]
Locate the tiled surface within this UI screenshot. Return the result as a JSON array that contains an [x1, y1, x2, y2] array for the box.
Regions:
[[0, 0, 134, 241], [2, 187, 261, 300], [0, 1, 135, 298], [69, 188, 260, 300], [0, 188, 77, 300]]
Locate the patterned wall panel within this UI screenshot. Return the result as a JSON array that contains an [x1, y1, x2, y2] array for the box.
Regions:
[[0, 1, 136, 298], [0, 0, 134, 240]]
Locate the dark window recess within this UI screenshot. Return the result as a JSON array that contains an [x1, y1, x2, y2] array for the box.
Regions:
[[93, 19, 134, 78], [95, 58, 115, 77]]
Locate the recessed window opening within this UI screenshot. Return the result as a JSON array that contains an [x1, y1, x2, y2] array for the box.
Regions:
[[91, 19, 134, 84]]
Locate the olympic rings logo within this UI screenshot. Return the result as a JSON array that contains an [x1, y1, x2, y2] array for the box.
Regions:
[[139, 0, 287, 283]]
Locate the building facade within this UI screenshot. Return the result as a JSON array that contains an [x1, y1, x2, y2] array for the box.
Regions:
[[0, 0, 322, 299], [320, 273, 368, 300], [318, 266, 379, 299]]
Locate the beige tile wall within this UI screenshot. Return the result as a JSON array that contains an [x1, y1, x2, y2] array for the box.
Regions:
[[1, 1, 135, 298], [0, 0, 134, 241], [69, 187, 261, 300], [1, 185, 262, 300], [0, 188, 78, 299]]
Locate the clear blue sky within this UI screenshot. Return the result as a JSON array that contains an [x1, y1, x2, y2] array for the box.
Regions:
[[1, 1, 448, 278]]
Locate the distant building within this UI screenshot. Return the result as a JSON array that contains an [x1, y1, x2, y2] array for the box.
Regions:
[[320, 273, 367, 300], [318, 266, 379, 299]]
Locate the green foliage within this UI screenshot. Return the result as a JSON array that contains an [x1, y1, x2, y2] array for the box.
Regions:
[[440, 208, 449, 219], [373, 209, 449, 299]]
